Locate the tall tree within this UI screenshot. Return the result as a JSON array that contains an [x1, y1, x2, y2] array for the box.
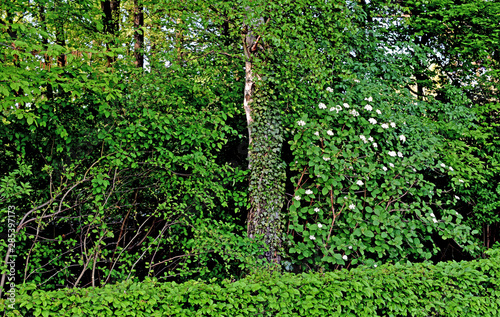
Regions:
[[132, 0, 144, 68]]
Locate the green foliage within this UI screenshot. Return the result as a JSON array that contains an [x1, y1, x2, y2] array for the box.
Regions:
[[287, 79, 479, 269], [1, 0, 499, 294], [3, 247, 500, 316], [0, 0, 249, 289]]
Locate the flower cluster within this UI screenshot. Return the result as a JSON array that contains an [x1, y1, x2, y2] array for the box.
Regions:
[[349, 109, 360, 116], [318, 102, 327, 109], [330, 105, 342, 113], [297, 120, 306, 126]]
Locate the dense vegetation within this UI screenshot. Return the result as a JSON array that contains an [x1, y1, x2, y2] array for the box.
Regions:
[[4, 247, 500, 316], [1, 0, 499, 303]]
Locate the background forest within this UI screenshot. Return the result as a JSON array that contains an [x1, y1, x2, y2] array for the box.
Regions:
[[1, 0, 499, 294]]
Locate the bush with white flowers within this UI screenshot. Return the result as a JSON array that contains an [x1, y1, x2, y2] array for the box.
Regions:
[[287, 85, 476, 270]]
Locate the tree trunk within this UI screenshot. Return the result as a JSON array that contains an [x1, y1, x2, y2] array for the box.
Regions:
[[133, 0, 144, 68], [101, 0, 120, 67], [243, 22, 285, 265], [38, 5, 53, 98]]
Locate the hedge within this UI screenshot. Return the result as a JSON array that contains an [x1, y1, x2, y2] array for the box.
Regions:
[[2, 248, 500, 316]]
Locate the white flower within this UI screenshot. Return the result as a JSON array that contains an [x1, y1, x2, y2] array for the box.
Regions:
[[376, 109, 382, 115], [368, 118, 377, 125], [314, 131, 320, 136], [342, 255, 348, 261], [318, 223, 323, 228], [388, 151, 397, 157], [433, 218, 438, 223], [455, 195, 460, 200], [356, 180, 364, 186], [331, 106, 342, 113], [326, 87, 334, 93], [365, 96, 373, 102], [318, 102, 327, 109], [349, 109, 359, 116], [314, 207, 320, 213], [397, 152, 403, 158], [382, 166, 388, 171], [449, 166, 454, 171], [323, 156, 330, 161], [305, 189, 313, 195], [399, 135, 406, 143], [374, 264, 377, 268], [430, 213, 435, 218], [294, 195, 301, 201], [354, 79, 360, 83], [327, 130, 334, 136], [381, 123, 389, 129], [297, 120, 306, 126], [455, 212, 459, 216], [364, 104, 373, 111], [368, 136, 374, 142], [390, 122, 396, 128], [359, 135, 368, 143], [373, 143, 378, 148], [459, 179, 464, 183], [389, 163, 394, 168], [343, 103, 350, 108], [349, 204, 356, 210], [440, 163, 446, 168], [310, 235, 316, 240], [348, 245, 353, 249]]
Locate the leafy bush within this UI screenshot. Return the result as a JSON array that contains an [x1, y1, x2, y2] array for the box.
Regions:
[[286, 81, 479, 270], [3, 247, 499, 317]]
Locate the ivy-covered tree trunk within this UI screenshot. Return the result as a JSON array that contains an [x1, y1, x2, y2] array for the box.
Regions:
[[243, 21, 285, 264]]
